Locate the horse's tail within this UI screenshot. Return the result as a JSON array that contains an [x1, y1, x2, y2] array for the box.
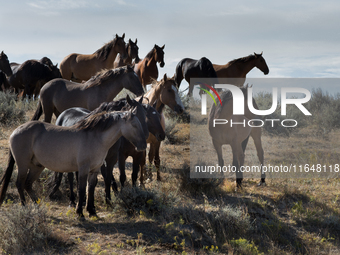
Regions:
[[31, 101, 43, 121], [174, 60, 184, 88], [0, 151, 15, 206]]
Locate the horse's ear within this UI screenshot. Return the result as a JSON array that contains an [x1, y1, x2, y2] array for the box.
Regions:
[[0, 51, 3, 56], [122, 33, 125, 39], [163, 73, 167, 81], [138, 95, 143, 104], [129, 38, 132, 43], [126, 94, 132, 105], [161, 44, 165, 49], [135, 38, 137, 44], [115, 34, 118, 39], [55, 63, 58, 68], [260, 51, 263, 55], [254, 52, 258, 58]]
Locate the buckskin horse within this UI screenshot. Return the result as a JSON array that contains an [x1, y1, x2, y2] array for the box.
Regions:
[[213, 52, 269, 86], [134, 44, 165, 88], [0, 109, 147, 219], [208, 86, 265, 188], [31, 66, 144, 123], [59, 34, 127, 82]]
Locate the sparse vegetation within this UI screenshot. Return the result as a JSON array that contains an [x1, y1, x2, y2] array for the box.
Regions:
[[0, 90, 340, 254]]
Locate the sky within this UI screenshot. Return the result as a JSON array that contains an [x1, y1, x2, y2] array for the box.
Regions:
[[1, 0, 340, 93]]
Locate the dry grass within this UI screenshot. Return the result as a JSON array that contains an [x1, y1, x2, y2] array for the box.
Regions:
[[0, 92, 339, 254]]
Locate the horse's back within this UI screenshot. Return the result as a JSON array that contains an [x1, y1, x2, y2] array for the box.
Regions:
[[56, 107, 90, 127]]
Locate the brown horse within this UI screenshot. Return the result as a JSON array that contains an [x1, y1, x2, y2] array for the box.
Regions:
[[134, 44, 165, 88], [31, 66, 144, 123], [0, 109, 147, 219], [113, 38, 140, 68], [213, 52, 269, 86], [0, 51, 12, 77], [208, 86, 265, 188], [59, 34, 127, 82], [9, 59, 61, 99], [138, 74, 184, 184]]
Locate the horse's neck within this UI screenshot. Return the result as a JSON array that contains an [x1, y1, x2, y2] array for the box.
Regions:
[[145, 53, 156, 67], [90, 80, 123, 105], [234, 59, 256, 77], [100, 121, 123, 149], [145, 84, 164, 112], [104, 48, 119, 68], [124, 55, 133, 65]]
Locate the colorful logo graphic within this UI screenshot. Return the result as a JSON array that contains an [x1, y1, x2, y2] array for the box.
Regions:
[[196, 82, 222, 106]]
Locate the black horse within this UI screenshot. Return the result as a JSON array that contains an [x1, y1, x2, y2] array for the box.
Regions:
[[174, 57, 217, 96], [9, 57, 61, 99], [0, 70, 10, 91], [0, 51, 12, 77]]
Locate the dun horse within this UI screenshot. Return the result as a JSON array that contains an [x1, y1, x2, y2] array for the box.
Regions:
[[174, 57, 217, 96], [138, 74, 184, 184], [114, 38, 140, 68], [31, 66, 144, 122], [0, 109, 147, 219], [134, 44, 165, 88], [60, 34, 127, 82], [208, 86, 265, 188], [50, 96, 150, 205], [213, 52, 269, 86]]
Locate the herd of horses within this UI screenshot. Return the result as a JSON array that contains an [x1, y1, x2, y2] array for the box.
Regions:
[[0, 34, 269, 218]]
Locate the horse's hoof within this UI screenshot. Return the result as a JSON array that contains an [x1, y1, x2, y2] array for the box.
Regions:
[[89, 213, 98, 219], [258, 181, 266, 187], [156, 176, 161, 182], [78, 214, 85, 221]]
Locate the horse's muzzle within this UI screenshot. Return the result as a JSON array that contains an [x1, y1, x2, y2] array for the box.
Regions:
[[156, 132, 166, 141], [136, 142, 147, 152], [160, 62, 165, 68], [174, 105, 184, 115]]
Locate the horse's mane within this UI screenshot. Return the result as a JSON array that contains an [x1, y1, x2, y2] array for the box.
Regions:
[[145, 45, 157, 59], [88, 98, 134, 116], [86, 66, 133, 88], [74, 111, 128, 131], [228, 54, 257, 65], [94, 38, 117, 61]]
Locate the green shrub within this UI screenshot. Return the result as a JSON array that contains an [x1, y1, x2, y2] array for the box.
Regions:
[[0, 92, 27, 126], [0, 203, 50, 254]]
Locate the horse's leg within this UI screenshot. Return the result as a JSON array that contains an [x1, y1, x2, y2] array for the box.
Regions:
[[148, 143, 156, 181], [49, 172, 63, 198], [132, 153, 143, 187], [76, 168, 88, 219], [16, 166, 29, 205], [43, 105, 54, 123], [153, 141, 162, 181], [231, 139, 243, 188], [86, 170, 98, 217], [24, 165, 44, 203], [139, 151, 147, 187], [68, 172, 76, 207], [250, 128, 265, 185], [212, 139, 224, 166], [118, 152, 127, 188]]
